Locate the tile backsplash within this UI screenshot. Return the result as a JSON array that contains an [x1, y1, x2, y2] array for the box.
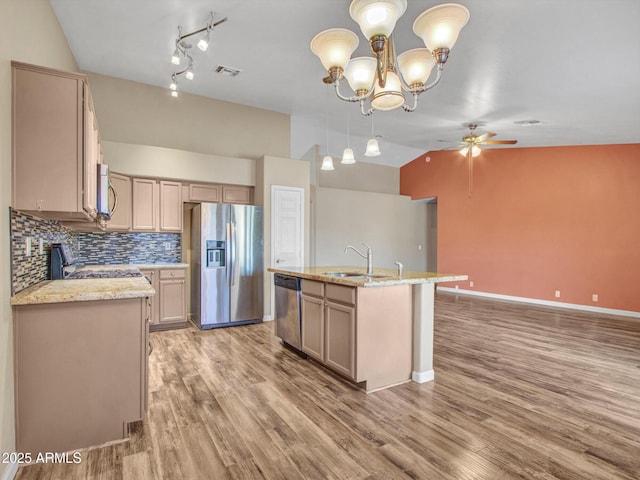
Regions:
[[10, 209, 181, 294]]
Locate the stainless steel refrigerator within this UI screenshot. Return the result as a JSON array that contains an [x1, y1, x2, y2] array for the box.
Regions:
[[191, 203, 264, 329]]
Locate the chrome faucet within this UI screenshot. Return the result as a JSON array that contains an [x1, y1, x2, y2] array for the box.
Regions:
[[344, 242, 373, 274], [394, 261, 404, 277]]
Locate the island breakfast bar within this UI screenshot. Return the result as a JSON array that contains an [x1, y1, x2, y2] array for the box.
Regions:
[[269, 266, 468, 391]]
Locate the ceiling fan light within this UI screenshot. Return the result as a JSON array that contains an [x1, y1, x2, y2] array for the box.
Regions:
[[397, 48, 436, 87], [471, 145, 481, 157], [413, 3, 470, 52], [459, 146, 469, 156], [311, 28, 360, 73], [341, 147, 356, 164], [344, 57, 377, 93], [365, 138, 381, 156], [349, 0, 408, 39], [371, 70, 404, 110]]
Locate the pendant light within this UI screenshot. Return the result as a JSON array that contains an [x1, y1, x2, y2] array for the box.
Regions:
[[321, 86, 335, 170], [341, 110, 356, 164], [364, 115, 381, 157]]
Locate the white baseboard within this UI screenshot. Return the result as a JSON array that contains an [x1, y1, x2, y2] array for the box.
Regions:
[[438, 287, 640, 319], [412, 370, 435, 383], [1, 460, 18, 480], [262, 315, 274, 322]]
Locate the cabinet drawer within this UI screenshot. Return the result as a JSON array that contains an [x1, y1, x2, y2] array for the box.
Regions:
[[302, 279, 324, 297], [326, 283, 356, 306], [160, 269, 186, 280]]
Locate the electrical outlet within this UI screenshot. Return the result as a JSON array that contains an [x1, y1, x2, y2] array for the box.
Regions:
[[25, 237, 31, 257], [455, 285, 459, 289], [163, 242, 172, 251], [469, 281, 474, 287], [592, 294, 598, 302], [555, 290, 561, 298]]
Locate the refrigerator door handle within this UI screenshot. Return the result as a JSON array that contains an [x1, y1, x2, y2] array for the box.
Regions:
[[226, 222, 232, 286], [230, 222, 237, 286]]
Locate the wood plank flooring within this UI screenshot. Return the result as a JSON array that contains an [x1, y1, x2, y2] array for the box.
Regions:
[[15, 292, 640, 479]]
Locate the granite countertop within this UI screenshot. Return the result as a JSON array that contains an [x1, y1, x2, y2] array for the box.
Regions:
[[88, 263, 189, 270], [11, 277, 155, 306], [267, 266, 468, 288]]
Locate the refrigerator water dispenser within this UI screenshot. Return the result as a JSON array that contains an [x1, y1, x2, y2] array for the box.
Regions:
[[206, 240, 225, 268]]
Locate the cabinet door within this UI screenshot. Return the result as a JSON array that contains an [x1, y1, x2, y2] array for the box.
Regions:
[[301, 294, 324, 362], [159, 181, 183, 232], [159, 278, 186, 324], [140, 270, 159, 326], [325, 301, 356, 380], [12, 63, 87, 218], [188, 183, 220, 202], [222, 185, 252, 205], [107, 173, 131, 231], [132, 178, 158, 231]]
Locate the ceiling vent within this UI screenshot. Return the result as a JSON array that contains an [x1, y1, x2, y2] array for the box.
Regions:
[[215, 65, 241, 77]]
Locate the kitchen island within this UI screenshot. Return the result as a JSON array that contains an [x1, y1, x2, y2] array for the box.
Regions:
[[11, 273, 155, 456], [268, 266, 468, 392]]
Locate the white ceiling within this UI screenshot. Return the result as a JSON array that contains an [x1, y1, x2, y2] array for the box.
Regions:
[[50, 0, 640, 167]]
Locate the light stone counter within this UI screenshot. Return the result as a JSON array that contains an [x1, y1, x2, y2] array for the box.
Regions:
[[267, 265, 467, 287], [11, 277, 155, 305]]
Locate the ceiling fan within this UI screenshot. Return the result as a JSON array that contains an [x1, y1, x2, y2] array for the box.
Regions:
[[454, 124, 518, 197]]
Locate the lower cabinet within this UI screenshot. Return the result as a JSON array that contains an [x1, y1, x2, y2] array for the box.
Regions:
[[141, 268, 187, 330], [13, 297, 149, 455], [300, 279, 413, 392]]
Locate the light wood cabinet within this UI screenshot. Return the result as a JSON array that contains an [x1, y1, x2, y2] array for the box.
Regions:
[[222, 185, 252, 204], [132, 178, 158, 231], [132, 178, 183, 232], [301, 293, 325, 362], [187, 183, 220, 203], [12, 61, 100, 221], [142, 268, 187, 330], [107, 172, 132, 231], [140, 269, 159, 326], [13, 298, 148, 455], [300, 279, 413, 391], [159, 181, 183, 231]]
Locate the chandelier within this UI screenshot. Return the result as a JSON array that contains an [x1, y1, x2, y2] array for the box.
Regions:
[[310, 1, 469, 115], [168, 12, 227, 98]]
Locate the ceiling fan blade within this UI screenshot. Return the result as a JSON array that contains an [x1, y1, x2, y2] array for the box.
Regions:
[[484, 140, 518, 145], [475, 132, 497, 143]]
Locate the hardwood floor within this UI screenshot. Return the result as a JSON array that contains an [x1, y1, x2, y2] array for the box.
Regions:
[[15, 292, 640, 479]]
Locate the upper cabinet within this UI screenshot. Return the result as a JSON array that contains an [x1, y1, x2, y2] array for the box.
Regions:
[[12, 61, 101, 222], [131, 178, 183, 232]]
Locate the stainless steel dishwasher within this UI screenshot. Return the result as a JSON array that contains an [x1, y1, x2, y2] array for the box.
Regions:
[[274, 273, 302, 350]]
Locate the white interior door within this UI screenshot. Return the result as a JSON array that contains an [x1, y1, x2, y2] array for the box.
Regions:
[[271, 185, 304, 268]]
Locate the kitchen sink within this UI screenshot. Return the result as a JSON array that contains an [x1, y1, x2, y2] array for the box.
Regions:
[[323, 272, 389, 279]]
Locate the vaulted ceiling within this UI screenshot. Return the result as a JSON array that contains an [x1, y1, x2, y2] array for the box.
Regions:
[[51, 0, 640, 167]]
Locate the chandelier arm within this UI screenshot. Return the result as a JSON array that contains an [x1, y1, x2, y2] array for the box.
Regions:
[[374, 42, 388, 88], [421, 64, 444, 92], [333, 79, 364, 103], [360, 99, 375, 116], [401, 92, 419, 112]]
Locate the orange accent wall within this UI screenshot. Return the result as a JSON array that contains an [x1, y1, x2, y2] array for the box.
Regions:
[[400, 144, 640, 313]]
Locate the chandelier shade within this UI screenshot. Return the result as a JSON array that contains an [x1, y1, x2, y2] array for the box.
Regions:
[[341, 148, 356, 164], [371, 70, 404, 110], [344, 57, 377, 94], [349, 0, 408, 39], [365, 138, 381, 156], [310, 28, 359, 73], [321, 155, 335, 170], [413, 3, 470, 52], [310, 1, 470, 115], [397, 48, 436, 87]]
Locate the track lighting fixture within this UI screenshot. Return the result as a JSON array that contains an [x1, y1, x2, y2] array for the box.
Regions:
[[168, 11, 227, 97]]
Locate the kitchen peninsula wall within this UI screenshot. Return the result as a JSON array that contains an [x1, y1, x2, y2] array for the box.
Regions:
[[10, 209, 180, 294]]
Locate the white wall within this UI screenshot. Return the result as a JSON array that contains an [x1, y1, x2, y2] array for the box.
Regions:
[[314, 188, 427, 272], [0, 0, 78, 476]]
